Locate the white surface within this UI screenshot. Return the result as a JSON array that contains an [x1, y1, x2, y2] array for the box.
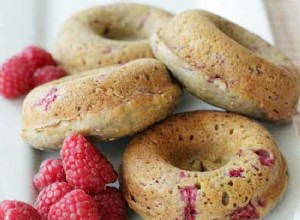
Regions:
[[0, 0, 299, 219]]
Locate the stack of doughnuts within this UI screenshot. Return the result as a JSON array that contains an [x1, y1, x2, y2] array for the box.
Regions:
[[21, 3, 299, 220]]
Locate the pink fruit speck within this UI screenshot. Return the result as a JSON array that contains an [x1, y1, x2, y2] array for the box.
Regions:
[[138, 10, 150, 29], [255, 150, 275, 167], [193, 62, 206, 69], [102, 45, 119, 54], [207, 74, 221, 83], [257, 199, 266, 207], [180, 186, 198, 220], [225, 80, 234, 88], [228, 168, 244, 178], [179, 171, 187, 178], [250, 46, 259, 53], [102, 47, 112, 54], [230, 202, 259, 220], [35, 87, 58, 111], [139, 16, 148, 29]]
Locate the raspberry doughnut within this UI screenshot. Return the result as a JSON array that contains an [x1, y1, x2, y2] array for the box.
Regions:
[[54, 3, 172, 74], [21, 59, 181, 149], [121, 111, 287, 220], [151, 10, 300, 122]]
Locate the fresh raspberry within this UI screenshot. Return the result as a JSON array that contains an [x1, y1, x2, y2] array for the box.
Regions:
[[0, 200, 41, 220], [33, 159, 66, 191], [48, 189, 99, 220], [20, 46, 56, 70], [0, 208, 4, 219], [95, 187, 127, 220], [0, 46, 57, 99], [33, 65, 66, 87], [61, 133, 118, 194], [230, 202, 259, 220], [0, 55, 34, 98], [34, 182, 72, 220]]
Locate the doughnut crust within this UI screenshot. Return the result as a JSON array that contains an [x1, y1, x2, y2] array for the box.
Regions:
[[54, 3, 172, 74], [151, 10, 300, 122], [121, 111, 288, 220], [21, 59, 182, 150]]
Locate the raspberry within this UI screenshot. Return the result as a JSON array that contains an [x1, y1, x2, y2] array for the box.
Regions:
[[33, 159, 66, 191], [0, 209, 4, 219], [0, 55, 34, 98], [0, 46, 56, 99], [61, 133, 118, 194], [48, 189, 99, 220], [95, 187, 127, 220], [33, 65, 66, 87], [34, 182, 72, 220], [0, 200, 41, 220], [20, 46, 56, 70]]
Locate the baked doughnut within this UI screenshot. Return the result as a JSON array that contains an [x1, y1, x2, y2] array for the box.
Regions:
[[121, 111, 287, 220], [151, 10, 300, 122], [21, 59, 182, 150], [54, 3, 172, 74]]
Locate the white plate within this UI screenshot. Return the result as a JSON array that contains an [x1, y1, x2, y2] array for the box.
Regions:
[[1, 0, 300, 219]]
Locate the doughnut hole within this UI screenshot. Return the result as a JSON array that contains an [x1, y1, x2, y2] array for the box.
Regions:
[[163, 121, 244, 173], [54, 4, 172, 73], [210, 13, 293, 67], [92, 19, 148, 41], [88, 6, 172, 41]]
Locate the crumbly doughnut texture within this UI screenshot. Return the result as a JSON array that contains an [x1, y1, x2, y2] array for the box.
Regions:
[[54, 3, 172, 74], [121, 111, 288, 220], [21, 59, 182, 150], [151, 10, 300, 122]]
